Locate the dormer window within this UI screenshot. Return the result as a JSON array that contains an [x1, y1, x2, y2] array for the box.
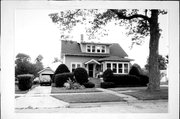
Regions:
[[86, 44, 106, 53], [92, 45, 95, 52], [87, 45, 91, 52], [96, 46, 101, 53], [101, 46, 105, 53]]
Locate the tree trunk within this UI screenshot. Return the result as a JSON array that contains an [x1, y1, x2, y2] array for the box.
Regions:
[[147, 10, 161, 91]]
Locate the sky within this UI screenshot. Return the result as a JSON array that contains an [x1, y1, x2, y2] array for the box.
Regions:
[[15, 9, 168, 68]]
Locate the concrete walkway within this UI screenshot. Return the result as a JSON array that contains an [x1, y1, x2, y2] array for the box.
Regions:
[[15, 86, 69, 109], [96, 88, 138, 102]]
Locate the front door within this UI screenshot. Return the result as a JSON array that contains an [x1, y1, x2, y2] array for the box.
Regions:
[[88, 64, 94, 77]]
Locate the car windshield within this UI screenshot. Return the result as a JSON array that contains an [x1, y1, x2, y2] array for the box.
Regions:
[[42, 75, 51, 80]]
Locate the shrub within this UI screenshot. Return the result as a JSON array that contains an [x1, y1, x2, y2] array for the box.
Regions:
[[64, 79, 84, 90], [138, 74, 149, 86], [74, 67, 88, 85], [17, 74, 34, 91], [83, 82, 95, 88], [54, 73, 74, 87], [100, 82, 115, 88], [52, 64, 70, 83], [112, 74, 141, 86], [129, 66, 141, 76], [102, 69, 113, 82]]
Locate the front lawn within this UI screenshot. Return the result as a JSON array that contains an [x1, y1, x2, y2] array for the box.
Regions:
[[51, 93, 125, 103], [122, 88, 168, 100], [51, 87, 102, 93]]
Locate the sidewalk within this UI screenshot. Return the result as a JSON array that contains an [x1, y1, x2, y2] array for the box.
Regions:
[[15, 85, 168, 112], [96, 88, 138, 102], [15, 86, 69, 109]]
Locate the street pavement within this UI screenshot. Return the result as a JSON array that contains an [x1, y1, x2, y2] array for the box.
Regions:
[[15, 85, 168, 113]]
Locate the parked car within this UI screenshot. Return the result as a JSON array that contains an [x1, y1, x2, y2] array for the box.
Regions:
[[40, 75, 51, 86], [33, 77, 40, 84]]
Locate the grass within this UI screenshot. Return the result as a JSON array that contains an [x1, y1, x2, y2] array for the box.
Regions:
[[122, 88, 168, 100], [51, 87, 102, 93], [51, 93, 125, 103]]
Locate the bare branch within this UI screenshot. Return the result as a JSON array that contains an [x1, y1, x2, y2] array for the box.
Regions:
[[110, 9, 151, 23]]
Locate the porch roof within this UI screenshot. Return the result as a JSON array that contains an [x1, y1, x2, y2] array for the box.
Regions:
[[84, 59, 100, 65], [98, 56, 134, 62]]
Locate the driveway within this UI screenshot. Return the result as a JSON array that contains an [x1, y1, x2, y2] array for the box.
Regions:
[[15, 85, 69, 109]]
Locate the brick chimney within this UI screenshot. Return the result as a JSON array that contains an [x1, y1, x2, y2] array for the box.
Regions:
[[80, 34, 84, 42]]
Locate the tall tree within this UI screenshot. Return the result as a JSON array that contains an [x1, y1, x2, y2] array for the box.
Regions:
[[52, 57, 60, 63], [15, 53, 34, 76], [145, 54, 168, 70], [35, 54, 43, 63], [49, 9, 167, 91], [15, 53, 44, 77], [34, 54, 44, 76]]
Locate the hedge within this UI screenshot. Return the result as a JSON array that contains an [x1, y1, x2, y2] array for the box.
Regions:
[[54, 73, 74, 87], [102, 73, 149, 87], [74, 68, 88, 85], [100, 82, 116, 88], [17, 74, 34, 91], [138, 74, 149, 86], [112, 74, 141, 86], [52, 64, 70, 83], [83, 82, 95, 88], [102, 69, 113, 82], [129, 66, 141, 76]]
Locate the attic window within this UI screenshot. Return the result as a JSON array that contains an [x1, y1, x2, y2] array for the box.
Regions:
[[87, 45, 91, 52], [86, 44, 106, 53], [101, 46, 105, 53], [96, 46, 101, 53], [92, 45, 95, 52]]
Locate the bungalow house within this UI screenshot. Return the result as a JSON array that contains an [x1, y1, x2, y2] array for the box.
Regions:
[[61, 36, 133, 78]]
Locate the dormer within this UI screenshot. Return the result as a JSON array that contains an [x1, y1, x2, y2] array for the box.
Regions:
[[79, 34, 111, 54]]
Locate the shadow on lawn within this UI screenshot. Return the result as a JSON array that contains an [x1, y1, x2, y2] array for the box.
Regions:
[[122, 88, 168, 100]]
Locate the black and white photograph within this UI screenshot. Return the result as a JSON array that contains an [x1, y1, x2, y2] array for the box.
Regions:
[[1, 1, 179, 119]]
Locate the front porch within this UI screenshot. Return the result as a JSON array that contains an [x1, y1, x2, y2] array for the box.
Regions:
[[84, 57, 132, 78], [84, 59, 102, 78]]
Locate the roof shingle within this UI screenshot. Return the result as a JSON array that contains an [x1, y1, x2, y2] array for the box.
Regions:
[[61, 40, 128, 58]]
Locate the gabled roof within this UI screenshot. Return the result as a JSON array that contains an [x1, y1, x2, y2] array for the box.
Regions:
[[109, 43, 128, 58], [98, 56, 134, 62], [38, 67, 54, 74], [61, 40, 128, 58], [64, 53, 109, 57], [84, 59, 100, 65], [81, 41, 112, 46], [61, 40, 81, 55]]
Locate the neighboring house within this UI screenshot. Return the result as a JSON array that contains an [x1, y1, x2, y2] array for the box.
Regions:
[[38, 67, 54, 80], [61, 36, 133, 78]]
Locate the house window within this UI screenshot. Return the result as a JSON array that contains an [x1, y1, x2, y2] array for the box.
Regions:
[[96, 46, 101, 53], [118, 63, 123, 73], [106, 62, 129, 74], [87, 45, 91, 52], [86, 45, 106, 53], [72, 64, 76, 72], [107, 63, 111, 69], [71, 62, 82, 72], [101, 46, 106, 53], [112, 63, 117, 73], [92, 45, 95, 52], [124, 63, 129, 73], [77, 64, 81, 68]]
